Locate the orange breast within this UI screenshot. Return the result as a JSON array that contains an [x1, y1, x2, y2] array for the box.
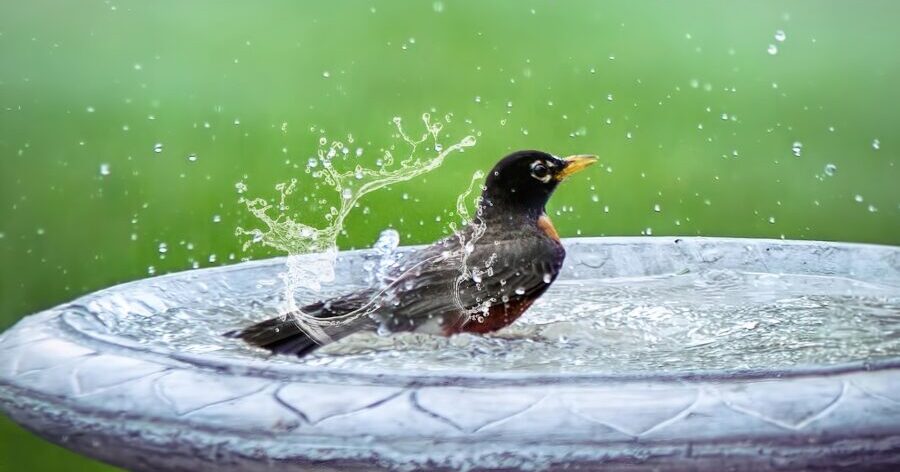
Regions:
[[537, 214, 560, 242], [446, 297, 536, 335]]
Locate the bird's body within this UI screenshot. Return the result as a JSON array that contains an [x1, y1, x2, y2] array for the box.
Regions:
[[229, 150, 596, 357]]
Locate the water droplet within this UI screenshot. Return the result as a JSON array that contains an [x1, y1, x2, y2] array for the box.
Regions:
[[235, 181, 247, 194], [543, 273, 552, 284], [187, 153, 198, 162], [868, 204, 878, 213], [606, 93, 614, 101], [322, 71, 331, 78], [768, 216, 776, 224], [854, 194, 864, 203], [307, 157, 318, 168], [341, 188, 353, 200], [569, 127, 586, 138], [85, 106, 95, 113], [153, 143, 163, 153], [208, 254, 217, 263], [767, 44, 778, 55], [147, 266, 156, 275], [824, 163, 837, 176], [653, 204, 661, 212], [872, 138, 880, 150], [591, 194, 599, 202], [212, 214, 221, 223], [721, 113, 729, 121], [355, 147, 364, 157], [774, 30, 786, 42], [99, 163, 110, 176], [514, 287, 526, 295], [791, 141, 803, 157], [158, 242, 168, 254]]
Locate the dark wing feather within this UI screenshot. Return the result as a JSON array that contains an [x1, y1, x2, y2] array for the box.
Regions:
[[375, 235, 563, 332]]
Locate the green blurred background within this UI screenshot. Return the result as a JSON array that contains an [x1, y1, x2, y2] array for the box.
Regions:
[[1, 0, 898, 470]]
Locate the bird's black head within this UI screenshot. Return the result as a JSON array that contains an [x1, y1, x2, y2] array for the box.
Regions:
[[480, 150, 597, 219]]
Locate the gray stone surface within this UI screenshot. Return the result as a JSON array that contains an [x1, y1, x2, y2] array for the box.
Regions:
[[1, 237, 899, 471]]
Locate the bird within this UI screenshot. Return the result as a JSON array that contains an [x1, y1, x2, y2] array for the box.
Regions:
[[227, 150, 597, 358]]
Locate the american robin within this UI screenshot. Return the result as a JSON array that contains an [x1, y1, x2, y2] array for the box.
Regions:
[[228, 150, 596, 357]]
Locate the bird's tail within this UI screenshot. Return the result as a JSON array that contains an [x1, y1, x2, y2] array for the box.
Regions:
[[225, 290, 377, 357]]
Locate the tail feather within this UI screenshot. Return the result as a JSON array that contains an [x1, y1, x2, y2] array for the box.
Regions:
[[225, 290, 377, 357], [225, 316, 322, 357]]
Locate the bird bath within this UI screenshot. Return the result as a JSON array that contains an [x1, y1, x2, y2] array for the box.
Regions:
[[1, 237, 899, 471]]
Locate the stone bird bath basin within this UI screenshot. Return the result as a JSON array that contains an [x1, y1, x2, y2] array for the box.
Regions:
[[1, 237, 899, 471]]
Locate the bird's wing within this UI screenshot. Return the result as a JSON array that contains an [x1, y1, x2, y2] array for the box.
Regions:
[[375, 235, 561, 332]]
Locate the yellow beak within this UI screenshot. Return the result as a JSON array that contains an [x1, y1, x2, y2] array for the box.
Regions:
[[555, 154, 598, 181]]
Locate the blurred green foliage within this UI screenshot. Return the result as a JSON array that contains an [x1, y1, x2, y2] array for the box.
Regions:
[[1, 1, 898, 470]]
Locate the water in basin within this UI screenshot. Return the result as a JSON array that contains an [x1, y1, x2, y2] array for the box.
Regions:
[[107, 267, 900, 374]]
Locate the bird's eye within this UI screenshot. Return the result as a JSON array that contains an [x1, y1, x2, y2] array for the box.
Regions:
[[530, 161, 551, 183]]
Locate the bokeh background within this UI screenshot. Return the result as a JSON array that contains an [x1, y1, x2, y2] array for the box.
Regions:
[[1, 1, 899, 470]]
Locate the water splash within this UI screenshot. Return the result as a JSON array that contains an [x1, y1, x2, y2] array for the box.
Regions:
[[235, 113, 476, 343], [363, 229, 402, 286], [447, 170, 492, 322]]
